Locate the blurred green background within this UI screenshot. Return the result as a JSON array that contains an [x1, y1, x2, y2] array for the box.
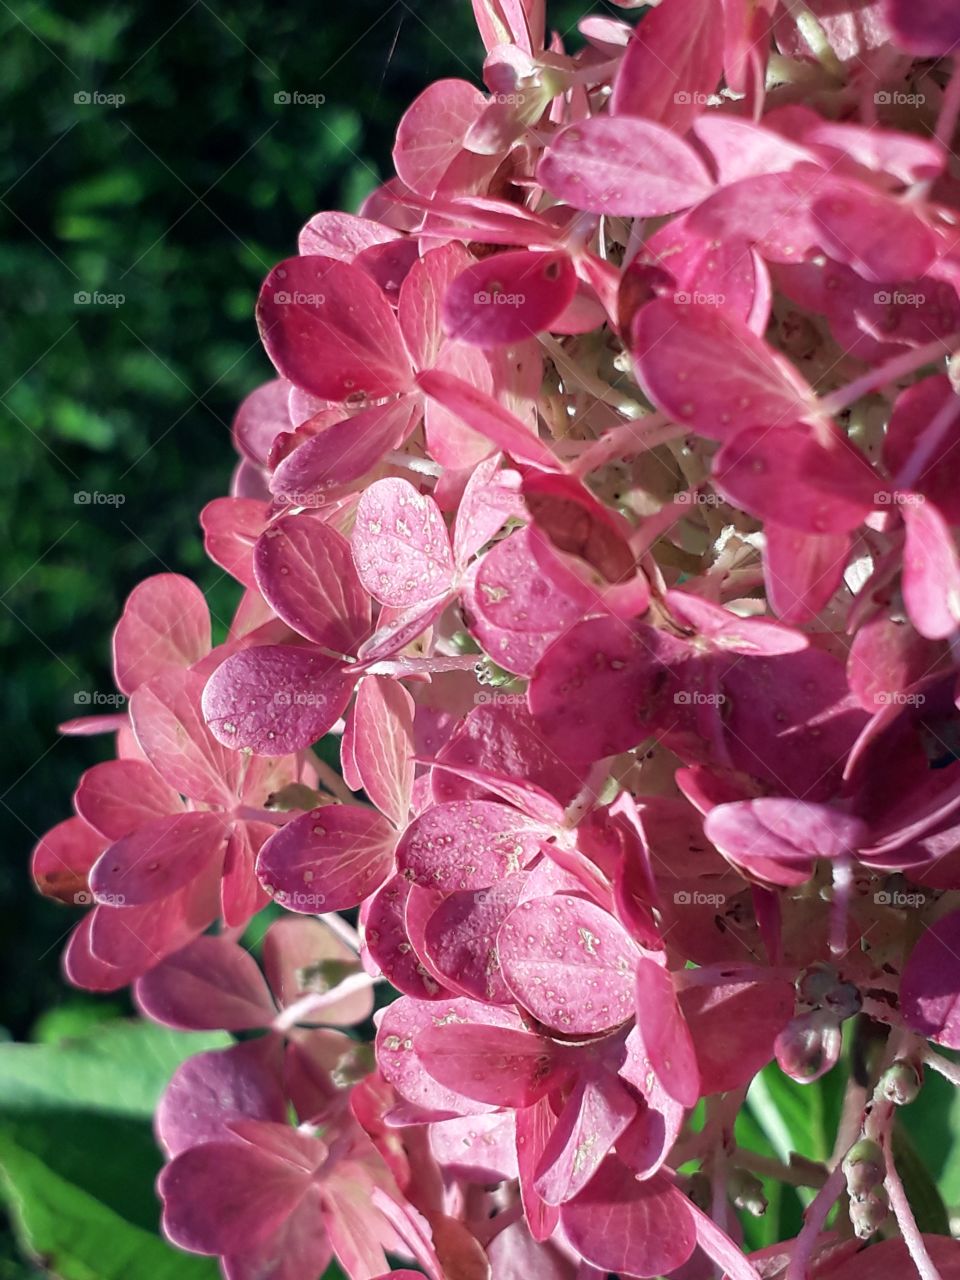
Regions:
[[0, 2, 596, 1274]]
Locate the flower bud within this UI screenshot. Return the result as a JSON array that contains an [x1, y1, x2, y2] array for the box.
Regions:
[[685, 1171, 712, 1212], [850, 1186, 889, 1240], [878, 1059, 922, 1106], [775, 1010, 843, 1083], [728, 1168, 767, 1217], [796, 963, 861, 1020], [842, 1138, 885, 1199]]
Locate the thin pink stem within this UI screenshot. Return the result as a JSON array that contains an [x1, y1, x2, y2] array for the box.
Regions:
[[885, 1139, 945, 1280], [785, 1162, 845, 1280], [936, 58, 960, 152], [820, 338, 956, 417]]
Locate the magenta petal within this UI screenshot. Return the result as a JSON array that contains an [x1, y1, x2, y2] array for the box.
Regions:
[[538, 117, 714, 217], [679, 976, 795, 1093], [416, 1021, 573, 1107], [257, 256, 412, 401], [392, 79, 487, 195], [902, 501, 960, 640], [351, 676, 415, 828], [395, 799, 547, 892], [535, 1074, 637, 1205], [254, 515, 370, 652], [704, 798, 868, 884], [201, 498, 267, 589], [201, 645, 356, 755], [812, 185, 937, 284], [499, 894, 637, 1035], [32, 817, 104, 905], [417, 369, 560, 471], [560, 1162, 697, 1279], [632, 299, 814, 439], [763, 523, 849, 624], [634, 957, 700, 1107], [257, 804, 395, 913], [75, 758, 181, 841], [376, 995, 501, 1115], [112, 574, 211, 695], [901, 909, 960, 1046], [351, 478, 456, 608], [135, 934, 275, 1030], [422, 876, 524, 1003], [90, 811, 227, 907], [398, 242, 475, 369], [158, 1037, 287, 1157], [160, 1140, 313, 1255], [297, 210, 400, 259], [364, 876, 451, 1001], [442, 250, 577, 348]]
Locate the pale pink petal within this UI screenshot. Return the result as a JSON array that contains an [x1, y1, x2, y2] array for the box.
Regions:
[[257, 804, 395, 913], [89, 811, 228, 907], [395, 799, 547, 892], [135, 934, 275, 1030], [112, 574, 211, 695], [74, 758, 181, 840], [352, 478, 455, 608], [351, 676, 415, 828], [442, 250, 577, 348]]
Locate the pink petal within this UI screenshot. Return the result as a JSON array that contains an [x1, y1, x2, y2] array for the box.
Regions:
[[452, 453, 523, 566], [461, 526, 596, 677], [538, 117, 714, 217], [610, 0, 724, 133], [89, 811, 228, 906], [499, 894, 637, 1035], [270, 397, 420, 509], [632, 299, 815, 438], [422, 876, 524, 1002], [160, 1140, 314, 1255], [417, 369, 560, 471], [263, 916, 373, 1027], [257, 804, 395, 913], [74, 758, 181, 840], [254, 515, 370, 653], [351, 676, 415, 828], [135, 934, 274, 1030], [221, 820, 272, 929], [560, 1162, 697, 1279], [352, 478, 455, 608], [429, 1112, 519, 1181], [392, 79, 488, 196], [201, 498, 268, 589], [86, 874, 219, 979], [398, 242, 475, 370], [131, 666, 242, 805], [442, 250, 577, 348], [395, 799, 547, 892], [704, 798, 867, 884], [417, 1021, 573, 1107], [158, 1037, 286, 1157], [112, 574, 210, 695], [31, 817, 104, 905], [902, 501, 960, 640], [201, 645, 356, 755], [297, 211, 400, 260], [257, 256, 412, 401], [901, 909, 960, 1046], [232, 378, 291, 466], [713, 424, 877, 533], [812, 184, 936, 283], [535, 1074, 637, 1205], [688, 167, 824, 265], [634, 958, 700, 1107], [763, 523, 849, 624], [364, 876, 451, 1001], [679, 976, 795, 1093]]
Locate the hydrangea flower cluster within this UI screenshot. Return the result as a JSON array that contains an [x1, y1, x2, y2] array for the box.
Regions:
[[32, 0, 960, 1275]]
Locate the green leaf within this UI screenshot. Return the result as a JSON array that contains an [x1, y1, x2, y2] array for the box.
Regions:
[[0, 1021, 230, 1279], [893, 1120, 952, 1235], [0, 1133, 218, 1280]]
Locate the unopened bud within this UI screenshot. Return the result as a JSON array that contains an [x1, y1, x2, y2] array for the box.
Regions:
[[879, 1060, 922, 1106], [265, 782, 324, 812], [775, 1010, 843, 1083], [685, 1171, 712, 1212], [842, 1138, 886, 1199], [850, 1186, 889, 1239], [296, 957, 360, 995], [331, 1041, 375, 1088], [728, 1168, 767, 1217], [796, 963, 861, 1020]]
